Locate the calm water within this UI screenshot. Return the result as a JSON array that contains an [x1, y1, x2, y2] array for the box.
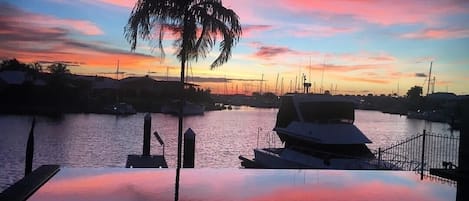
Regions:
[[0, 108, 458, 191]]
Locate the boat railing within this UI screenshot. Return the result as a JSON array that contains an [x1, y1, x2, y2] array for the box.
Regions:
[[374, 129, 459, 181], [288, 145, 394, 169], [256, 128, 281, 149]]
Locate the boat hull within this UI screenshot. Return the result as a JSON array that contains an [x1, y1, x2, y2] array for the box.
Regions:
[[252, 148, 397, 170]]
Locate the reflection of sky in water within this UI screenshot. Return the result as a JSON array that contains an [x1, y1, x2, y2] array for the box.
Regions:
[[28, 168, 456, 201], [1, 110, 459, 191]]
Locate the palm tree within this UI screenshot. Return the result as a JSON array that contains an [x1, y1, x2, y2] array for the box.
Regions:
[[124, 1, 241, 198], [48, 63, 70, 74]]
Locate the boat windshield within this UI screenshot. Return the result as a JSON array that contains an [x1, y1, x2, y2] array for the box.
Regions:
[[299, 101, 354, 123]]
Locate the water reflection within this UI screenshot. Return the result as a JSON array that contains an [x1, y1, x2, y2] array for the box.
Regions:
[[28, 168, 456, 201], [0, 109, 460, 191]]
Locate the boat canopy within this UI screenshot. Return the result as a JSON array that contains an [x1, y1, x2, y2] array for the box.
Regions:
[[275, 94, 355, 128], [275, 122, 372, 144], [299, 101, 354, 124]]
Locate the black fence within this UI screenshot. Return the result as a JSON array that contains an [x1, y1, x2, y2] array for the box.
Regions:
[[375, 129, 459, 181]]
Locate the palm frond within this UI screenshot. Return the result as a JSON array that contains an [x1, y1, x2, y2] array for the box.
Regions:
[[125, 0, 241, 68]]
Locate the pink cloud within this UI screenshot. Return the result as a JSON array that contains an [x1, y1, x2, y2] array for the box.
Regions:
[[95, 0, 134, 8], [254, 46, 297, 59], [290, 26, 357, 37], [401, 28, 469, 39], [248, 42, 295, 59], [243, 25, 274, 37], [276, 0, 466, 26]]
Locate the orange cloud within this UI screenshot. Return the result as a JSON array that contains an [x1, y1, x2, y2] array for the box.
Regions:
[[0, 3, 159, 73]]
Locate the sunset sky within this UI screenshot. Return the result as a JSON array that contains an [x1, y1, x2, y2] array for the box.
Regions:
[[1, 0, 468, 95]]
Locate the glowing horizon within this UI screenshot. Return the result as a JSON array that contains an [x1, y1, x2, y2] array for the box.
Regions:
[[1, 0, 468, 95]]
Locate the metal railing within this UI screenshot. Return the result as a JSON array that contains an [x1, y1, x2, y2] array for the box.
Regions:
[[376, 129, 459, 180]]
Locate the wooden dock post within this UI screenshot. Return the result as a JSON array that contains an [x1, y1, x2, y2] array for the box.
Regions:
[[25, 118, 36, 176], [183, 128, 196, 168], [143, 113, 151, 156], [125, 114, 168, 168]]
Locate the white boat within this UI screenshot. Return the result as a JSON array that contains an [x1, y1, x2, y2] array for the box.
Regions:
[[161, 100, 205, 116], [240, 94, 398, 169]]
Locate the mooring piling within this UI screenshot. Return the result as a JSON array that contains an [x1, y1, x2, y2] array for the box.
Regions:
[[25, 117, 36, 176], [183, 128, 196, 168], [143, 113, 151, 156]]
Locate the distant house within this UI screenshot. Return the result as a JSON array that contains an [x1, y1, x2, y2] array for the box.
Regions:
[[427, 92, 458, 102], [88, 76, 119, 102], [120, 76, 199, 98], [0, 71, 29, 85], [92, 77, 119, 90], [0, 70, 47, 87], [425, 92, 459, 111]]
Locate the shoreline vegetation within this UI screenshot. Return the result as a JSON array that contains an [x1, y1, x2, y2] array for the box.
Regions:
[[0, 59, 466, 129]]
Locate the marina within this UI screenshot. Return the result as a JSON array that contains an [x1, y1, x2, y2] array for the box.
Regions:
[[1, 0, 468, 200], [0, 107, 459, 192]]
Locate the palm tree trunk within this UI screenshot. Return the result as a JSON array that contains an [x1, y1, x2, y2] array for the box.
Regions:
[[175, 55, 184, 201], [175, 15, 189, 201]]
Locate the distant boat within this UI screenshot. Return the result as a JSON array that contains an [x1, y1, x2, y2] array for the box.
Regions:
[[240, 94, 399, 169], [104, 102, 137, 115], [161, 100, 205, 116]]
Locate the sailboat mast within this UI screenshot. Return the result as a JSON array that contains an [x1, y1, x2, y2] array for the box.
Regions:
[[116, 60, 120, 103], [166, 66, 169, 81], [321, 58, 325, 93], [275, 73, 279, 95], [259, 74, 264, 94], [116, 60, 120, 80], [426, 61, 433, 96]]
